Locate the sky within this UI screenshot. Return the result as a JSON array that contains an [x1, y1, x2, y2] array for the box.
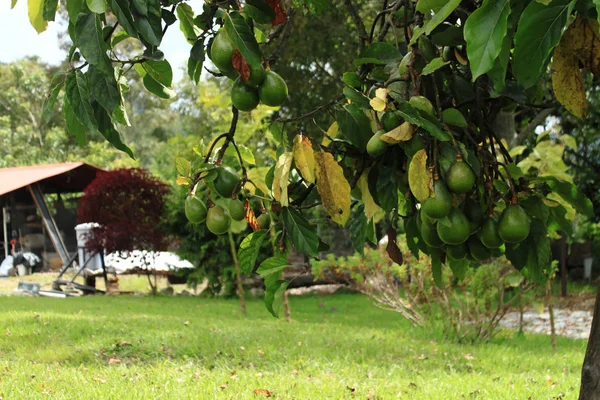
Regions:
[[0, 1, 204, 82]]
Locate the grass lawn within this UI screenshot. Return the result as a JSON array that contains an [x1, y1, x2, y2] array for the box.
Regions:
[[0, 294, 587, 399]]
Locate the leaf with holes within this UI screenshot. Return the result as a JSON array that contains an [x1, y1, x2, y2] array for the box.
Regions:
[[238, 230, 268, 274]]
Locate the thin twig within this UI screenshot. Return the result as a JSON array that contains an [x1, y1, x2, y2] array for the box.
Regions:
[[343, 0, 369, 50], [274, 95, 344, 123]]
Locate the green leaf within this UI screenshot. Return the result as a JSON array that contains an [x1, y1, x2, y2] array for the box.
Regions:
[[108, 0, 138, 38], [136, 60, 173, 87], [28, 0, 47, 33], [409, 0, 462, 45], [87, 65, 121, 116], [93, 104, 134, 158], [175, 157, 191, 177], [264, 277, 290, 318], [65, 71, 97, 134], [63, 99, 88, 145], [371, 154, 398, 212], [448, 258, 469, 281], [595, 0, 600, 30], [353, 43, 402, 66], [349, 204, 367, 255], [132, 0, 147, 16], [75, 13, 113, 74], [416, 0, 448, 13], [281, 207, 319, 257], [549, 204, 573, 235], [442, 108, 467, 127], [245, 0, 275, 24], [177, 3, 200, 44], [42, 0, 59, 21], [421, 57, 450, 75], [66, 0, 83, 22], [238, 230, 268, 274], [188, 40, 204, 84], [86, 0, 107, 13], [343, 87, 370, 109], [513, 0, 572, 88], [256, 257, 289, 278], [403, 216, 421, 259], [505, 242, 528, 270], [396, 102, 451, 141], [41, 78, 64, 124], [544, 177, 594, 217], [488, 22, 513, 93], [524, 219, 550, 284], [135, 15, 163, 47], [336, 104, 371, 151], [343, 72, 362, 89], [431, 249, 443, 288], [223, 11, 262, 70], [464, 0, 510, 80]]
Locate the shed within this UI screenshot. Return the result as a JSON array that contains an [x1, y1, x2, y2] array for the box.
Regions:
[[0, 162, 103, 270]]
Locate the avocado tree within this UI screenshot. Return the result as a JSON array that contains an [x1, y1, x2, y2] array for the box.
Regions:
[[13, 0, 600, 396]]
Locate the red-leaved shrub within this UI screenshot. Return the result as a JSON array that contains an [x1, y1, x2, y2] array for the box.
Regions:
[[77, 168, 170, 253]]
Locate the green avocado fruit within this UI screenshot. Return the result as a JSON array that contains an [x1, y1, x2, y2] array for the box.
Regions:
[[246, 63, 267, 88], [210, 29, 236, 78], [257, 213, 270, 230], [258, 71, 288, 107], [447, 159, 475, 194], [421, 221, 444, 248], [213, 166, 241, 198], [229, 199, 246, 221], [421, 180, 452, 219], [437, 208, 470, 245], [367, 130, 389, 157], [447, 243, 468, 260], [479, 217, 504, 248], [498, 204, 531, 243], [409, 95, 435, 116], [231, 78, 260, 112], [462, 197, 483, 234], [467, 236, 492, 261], [381, 112, 403, 132], [184, 195, 207, 224], [206, 206, 231, 235]]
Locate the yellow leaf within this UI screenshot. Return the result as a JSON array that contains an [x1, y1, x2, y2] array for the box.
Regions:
[[293, 135, 316, 183], [246, 167, 270, 195], [315, 150, 351, 226], [176, 176, 191, 185], [381, 122, 416, 144], [28, 0, 47, 33], [561, 17, 600, 78], [552, 38, 587, 118], [322, 121, 338, 146], [375, 88, 389, 101], [357, 169, 383, 221], [272, 152, 293, 206], [370, 97, 386, 112], [408, 149, 430, 203]]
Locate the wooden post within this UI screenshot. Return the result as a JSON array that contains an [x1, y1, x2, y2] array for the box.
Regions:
[[561, 235, 568, 298]]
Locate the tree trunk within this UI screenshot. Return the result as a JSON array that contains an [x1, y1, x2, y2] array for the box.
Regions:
[[579, 283, 600, 399], [228, 231, 247, 315], [561, 236, 568, 297]]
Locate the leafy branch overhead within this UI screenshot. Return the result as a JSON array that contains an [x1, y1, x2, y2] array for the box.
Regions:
[[16, 0, 598, 316]]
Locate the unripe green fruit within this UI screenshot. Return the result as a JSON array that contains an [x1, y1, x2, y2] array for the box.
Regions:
[[447, 159, 475, 194], [366, 130, 389, 157], [421, 180, 452, 219], [214, 166, 241, 198], [258, 71, 288, 106], [421, 221, 444, 248], [206, 206, 231, 235], [399, 52, 411, 75], [246, 64, 267, 88], [229, 199, 246, 221], [467, 236, 491, 261], [437, 208, 470, 245], [380, 112, 403, 132], [462, 197, 483, 234], [185, 195, 207, 223], [479, 217, 503, 248], [409, 95, 435, 116], [418, 35, 438, 61], [257, 213, 270, 230], [447, 243, 468, 260], [231, 78, 260, 112], [210, 30, 236, 77], [498, 204, 531, 243], [442, 46, 455, 62]]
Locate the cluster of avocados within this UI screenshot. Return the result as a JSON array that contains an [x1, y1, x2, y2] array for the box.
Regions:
[[208, 28, 288, 111], [366, 94, 531, 262], [184, 165, 269, 234]]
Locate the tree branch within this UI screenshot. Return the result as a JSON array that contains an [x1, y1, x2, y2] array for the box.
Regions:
[[513, 108, 555, 147], [274, 95, 344, 123], [267, 8, 296, 66], [343, 0, 369, 51]]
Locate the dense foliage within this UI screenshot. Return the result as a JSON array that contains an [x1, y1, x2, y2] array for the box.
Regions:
[[78, 168, 170, 253], [14, 0, 597, 317]]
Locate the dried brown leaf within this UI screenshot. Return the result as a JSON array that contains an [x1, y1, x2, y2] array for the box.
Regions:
[[231, 49, 250, 82]]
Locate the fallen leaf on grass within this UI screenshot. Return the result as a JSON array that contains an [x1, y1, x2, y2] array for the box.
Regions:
[[253, 388, 273, 397], [291, 369, 298, 375], [118, 341, 132, 347], [346, 386, 356, 393], [219, 383, 228, 390], [108, 358, 121, 364], [183, 321, 189, 326], [92, 377, 107, 384], [463, 353, 474, 360]]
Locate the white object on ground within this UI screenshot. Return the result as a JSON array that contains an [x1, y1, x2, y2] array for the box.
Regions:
[[75, 223, 102, 271], [101, 250, 194, 275], [0, 255, 14, 276], [499, 308, 593, 340]]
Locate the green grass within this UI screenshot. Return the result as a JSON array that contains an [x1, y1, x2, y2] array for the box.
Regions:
[[0, 294, 587, 399]]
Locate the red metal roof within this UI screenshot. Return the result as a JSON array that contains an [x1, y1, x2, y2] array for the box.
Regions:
[[0, 162, 103, 196]]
